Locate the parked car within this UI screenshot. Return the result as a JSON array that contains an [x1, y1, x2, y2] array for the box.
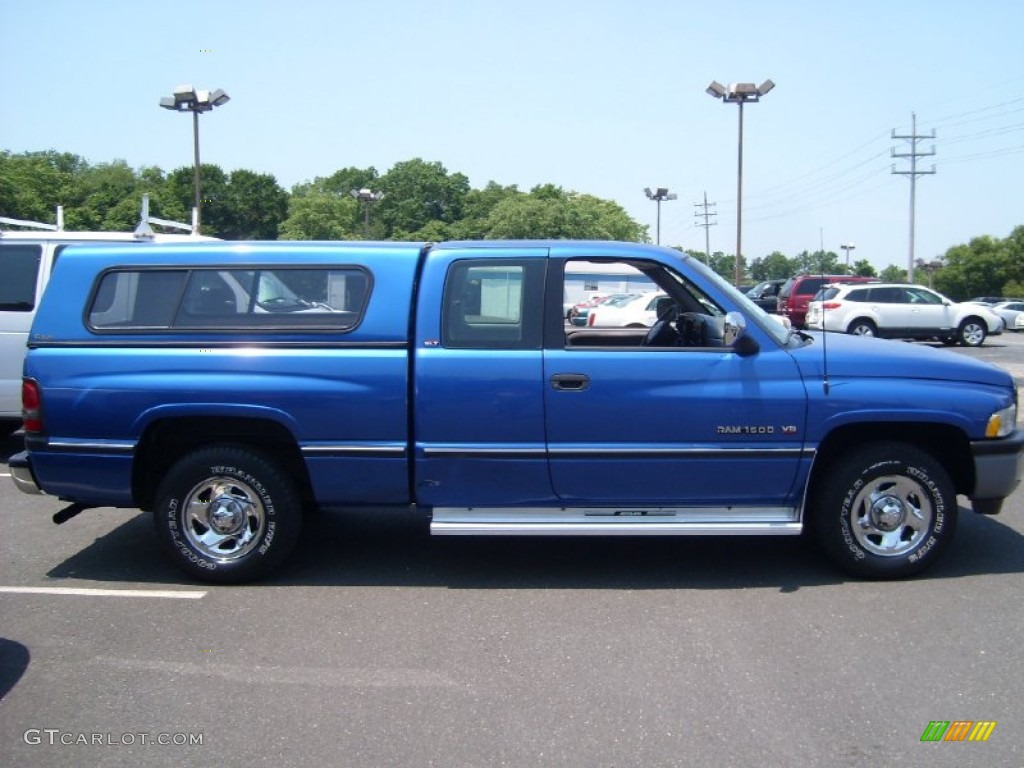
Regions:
[[745, 279, 786, 313], [989, 301, 1024, 332], [564, 294, 606, 321], [586, 291, 666, 327], [569, 293, 637, 326], [805, 283, 1004, 346], [970, 296, 1023, 305], [777, 274, 877, 328]]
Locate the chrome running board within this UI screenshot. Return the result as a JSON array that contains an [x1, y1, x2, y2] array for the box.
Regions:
[[431, 506, 802, 536]]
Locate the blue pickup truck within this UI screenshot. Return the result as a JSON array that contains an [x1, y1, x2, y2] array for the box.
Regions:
[[10, 240, 1023, 582]]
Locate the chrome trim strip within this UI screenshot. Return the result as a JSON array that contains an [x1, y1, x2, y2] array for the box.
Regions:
[[421, 445, 810, 459], [548, 446, 811, 458], [46, 440, 136, 452], [422, 445, 546, 456], [301, 443, 406, 458]]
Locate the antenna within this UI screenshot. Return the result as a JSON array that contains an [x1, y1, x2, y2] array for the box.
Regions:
[[820, 244, 830, 395]]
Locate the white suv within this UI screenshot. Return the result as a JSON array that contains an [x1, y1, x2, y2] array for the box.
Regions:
[[805, 283, 1004, 347], [0, 200, 214, 434]]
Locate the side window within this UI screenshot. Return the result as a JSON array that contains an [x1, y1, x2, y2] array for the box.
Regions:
[[797, 278, 824, 296], [89, 271, 188, 327], [0, 244, 43, 311], [442, 259, 543, 349], [561, 258, 725, 349], [868, 287, 905, 303], [906, 287, 943, 305], [89, 267, 370, 331]]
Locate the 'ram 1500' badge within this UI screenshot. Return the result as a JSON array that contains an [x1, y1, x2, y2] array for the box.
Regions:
[[717, 425, 775, 435]]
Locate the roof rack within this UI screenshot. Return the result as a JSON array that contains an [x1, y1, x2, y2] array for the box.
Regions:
[[0, 206, 66, 232], [0, 196, 199, 237], [134, 194, 199, 237]]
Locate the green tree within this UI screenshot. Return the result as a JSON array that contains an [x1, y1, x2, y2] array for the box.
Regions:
[[279, 192, 361, 240], [377, 158, 470, 239], [749, 251, 793, 280], [934, 234, 1012, 300], [851, 259, 877, 278], [482, 186, 645, 241], [221, 170, 289, 240], [705, 251, 745, 282], [166, 164, 230, 236], [451, 181, 520, 239], [879, 264, 906, 282], [64, 160, 138, 230], [0, 150, 89, 223], [793, 249, 844, 274]]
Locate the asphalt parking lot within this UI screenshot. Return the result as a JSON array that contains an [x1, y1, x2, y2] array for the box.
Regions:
[[1, 334, 1021, 767]]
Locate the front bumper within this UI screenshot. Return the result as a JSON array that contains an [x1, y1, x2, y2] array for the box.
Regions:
[[970, 430, 1024, 511], [9, 451, 43, 495]]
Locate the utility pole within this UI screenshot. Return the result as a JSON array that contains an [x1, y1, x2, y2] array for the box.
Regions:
[[892, 112, 935, 283], [693, 191, 717, 264]]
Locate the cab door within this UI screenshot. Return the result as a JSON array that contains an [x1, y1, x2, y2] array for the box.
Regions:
[[412, 247, 554, 507], [543, 257, 809, 508]]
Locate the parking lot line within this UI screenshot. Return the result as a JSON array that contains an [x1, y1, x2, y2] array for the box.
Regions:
[[0, 586, 206, 599]]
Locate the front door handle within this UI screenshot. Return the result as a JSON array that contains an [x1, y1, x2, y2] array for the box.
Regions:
[[551, 373, 590, 391]]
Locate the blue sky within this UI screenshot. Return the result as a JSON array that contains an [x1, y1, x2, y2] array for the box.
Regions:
[[3, 0, 1022, 272]]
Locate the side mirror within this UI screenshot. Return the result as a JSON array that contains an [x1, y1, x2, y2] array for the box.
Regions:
[[724, 311, 759, 357]]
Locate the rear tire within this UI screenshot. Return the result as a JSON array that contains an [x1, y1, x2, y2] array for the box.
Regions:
[[847, 319, 876, 337], [811, 442, 956, 579], [153, 445, 302, 583]]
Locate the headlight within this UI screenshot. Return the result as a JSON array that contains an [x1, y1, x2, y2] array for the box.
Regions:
[[986, 402, 1018, 438]]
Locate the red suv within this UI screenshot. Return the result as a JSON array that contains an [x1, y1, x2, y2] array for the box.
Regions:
[[777, 275, 878, 328]]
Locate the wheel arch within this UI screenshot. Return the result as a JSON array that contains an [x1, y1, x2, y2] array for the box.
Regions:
[[133, 416, 313, 512], [846, 316, 877, 334], [808, 422, 973, 503]]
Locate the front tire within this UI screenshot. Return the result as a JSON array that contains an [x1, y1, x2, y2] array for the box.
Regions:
[[957, 318, 987, 346], [811, 442, 956, 579], [154, 445, 302, 583]]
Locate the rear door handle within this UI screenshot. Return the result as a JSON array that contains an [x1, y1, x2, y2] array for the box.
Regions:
[[551, 373, 590, 391]]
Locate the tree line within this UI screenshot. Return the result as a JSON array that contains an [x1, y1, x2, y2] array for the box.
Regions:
[[2, 150, 1020, 300]]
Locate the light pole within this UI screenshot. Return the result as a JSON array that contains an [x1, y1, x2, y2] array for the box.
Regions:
[[160, 85, 230, 232], [643, 187, 677, 245], [841, 242, 856, 270], [350, 188, 384, 238], [706, 79, 775, 287]]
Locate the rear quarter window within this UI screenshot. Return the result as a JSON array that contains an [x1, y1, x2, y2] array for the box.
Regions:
[[0, 243, 43, 311]]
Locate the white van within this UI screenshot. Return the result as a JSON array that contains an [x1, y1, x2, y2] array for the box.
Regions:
[[0, 199, 215, 434]]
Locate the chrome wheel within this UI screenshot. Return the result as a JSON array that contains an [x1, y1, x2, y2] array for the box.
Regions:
[[849, 320, 876, 337], [180, 475, 266, 561], [848, 475, 931, 557]]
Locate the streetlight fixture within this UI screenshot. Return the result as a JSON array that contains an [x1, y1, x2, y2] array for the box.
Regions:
[[706, 79, 775, 286], [350, 188, 384, 238], [841, 242, 856, 270], [160, 85, 230, 232], [643, 187, 677, 245]]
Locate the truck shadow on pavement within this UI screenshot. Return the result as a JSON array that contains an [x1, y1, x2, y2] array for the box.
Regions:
[[43, 503, 1024, 592]]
